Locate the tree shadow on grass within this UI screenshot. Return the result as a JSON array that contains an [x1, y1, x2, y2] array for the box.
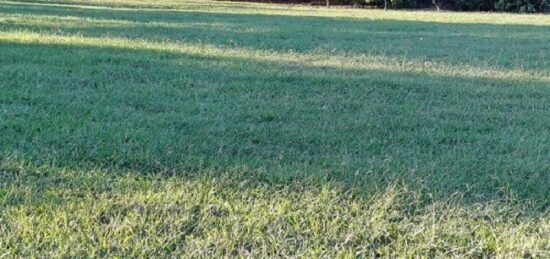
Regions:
[[1, 1, 549, 72], [1, 38, 549, 209]]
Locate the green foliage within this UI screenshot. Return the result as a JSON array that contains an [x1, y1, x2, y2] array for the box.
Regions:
[[240, 0, 550, 12], [495, 0, 550, 12], [363, 0, 418, 8], [454, 0, 495, 10], [391, 0, 418, 8], [448, 0, 550, 12]]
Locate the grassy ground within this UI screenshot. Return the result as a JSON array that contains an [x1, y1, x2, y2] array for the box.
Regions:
[[1, 0, 549, 257]]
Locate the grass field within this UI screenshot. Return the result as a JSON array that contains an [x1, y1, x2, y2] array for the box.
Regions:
[[1, 0, 549, 257]]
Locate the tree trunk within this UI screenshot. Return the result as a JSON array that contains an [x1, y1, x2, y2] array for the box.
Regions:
[[326, 0, 330, 8], [432, 0, 442, 11], [384, 0, 388, 10]]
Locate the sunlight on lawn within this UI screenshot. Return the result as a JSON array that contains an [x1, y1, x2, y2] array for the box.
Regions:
[[1, 0, 549, 257]]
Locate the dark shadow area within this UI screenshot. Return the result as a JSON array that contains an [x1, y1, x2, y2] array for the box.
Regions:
[[1, 1, 549, 72], [1, 38, 549, 211]]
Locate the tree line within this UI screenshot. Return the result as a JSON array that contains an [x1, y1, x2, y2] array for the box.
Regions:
[[240, 0, 550, 12], [373, 0, 549, 12]]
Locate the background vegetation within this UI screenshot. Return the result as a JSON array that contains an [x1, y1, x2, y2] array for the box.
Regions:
[[237, 0, 550, 12], [1, 0, 549, 257]]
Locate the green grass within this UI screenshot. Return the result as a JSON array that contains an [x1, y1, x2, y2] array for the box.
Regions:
[[1, 0, 549, 256]]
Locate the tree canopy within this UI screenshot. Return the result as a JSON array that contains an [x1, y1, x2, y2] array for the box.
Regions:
[[238, 0, 550, 12]]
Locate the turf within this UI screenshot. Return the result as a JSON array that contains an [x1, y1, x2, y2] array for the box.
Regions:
[[1, 0, 549, 257]]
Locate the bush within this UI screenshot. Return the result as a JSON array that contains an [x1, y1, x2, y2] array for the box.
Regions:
[[233, 0, 550, 12], [454, 0, 495, 11], [495, 0, 550, 12], [451, 0, 550, 12], [362, 0, 417, 8], [391, 0, 418, 8]]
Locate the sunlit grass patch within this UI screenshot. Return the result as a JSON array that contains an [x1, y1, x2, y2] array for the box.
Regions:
[[1, 159, 548, 257]]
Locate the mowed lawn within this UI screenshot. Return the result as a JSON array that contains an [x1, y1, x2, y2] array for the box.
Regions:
[[1, 0, 550, 257]]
